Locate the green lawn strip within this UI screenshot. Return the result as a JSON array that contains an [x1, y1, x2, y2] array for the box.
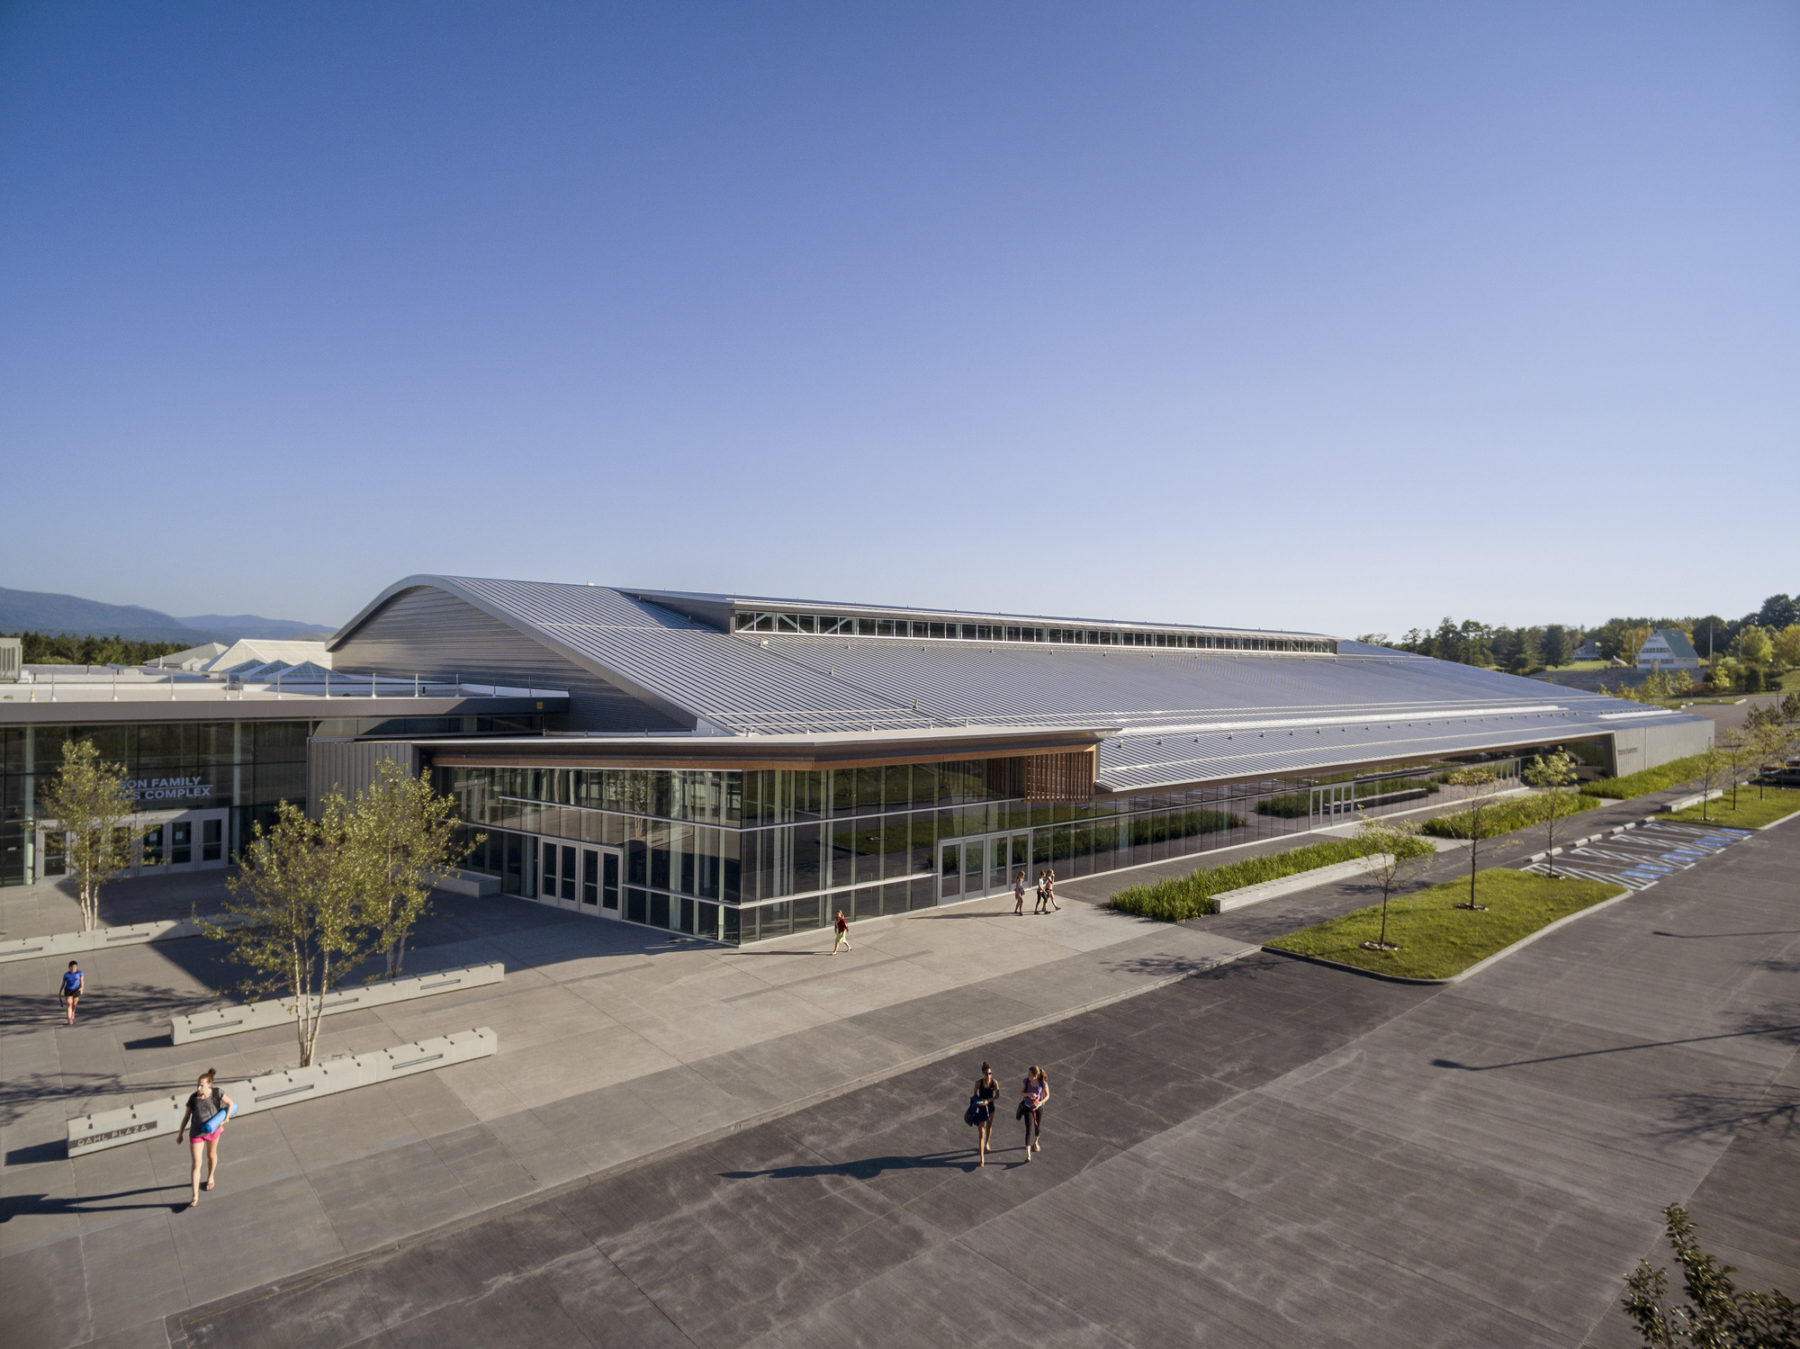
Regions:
[[1658, 787, 1800, 830], [1265, 869, 1626, 980], [1580, 753, 1711, 800], [1108, 835, 1436, 922], [1422, 791, 1602, 839]]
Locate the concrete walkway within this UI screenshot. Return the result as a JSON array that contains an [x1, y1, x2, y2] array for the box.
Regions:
[[0, 861, 1253, 1347], [158, 812, 1800, 1348]]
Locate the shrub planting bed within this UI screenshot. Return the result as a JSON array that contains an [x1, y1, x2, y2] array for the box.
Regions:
[[1580, 753, 1709, 800], [1108, 834, 1435, 923], [1265, 869, 1625, 980], [1423, 791, 1601, 840]]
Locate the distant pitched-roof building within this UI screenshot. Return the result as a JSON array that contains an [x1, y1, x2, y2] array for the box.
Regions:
[[1571, 637, 1601, 661], [1636, 629, 1700, 671]]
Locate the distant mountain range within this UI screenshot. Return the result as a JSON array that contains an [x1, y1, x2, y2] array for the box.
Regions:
[[0, 586, 334, 644]]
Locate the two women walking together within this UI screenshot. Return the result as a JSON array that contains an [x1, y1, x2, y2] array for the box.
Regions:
[[965, 1061, 1049, 1166], [1012, 869, 1058, 916]]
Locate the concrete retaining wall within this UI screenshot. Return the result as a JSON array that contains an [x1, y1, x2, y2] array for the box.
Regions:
[[436, 869, 499, 897], [1214, 854, 1394, 913], [170, 962, 504, 1044], [65, 1027, 496, 1156]]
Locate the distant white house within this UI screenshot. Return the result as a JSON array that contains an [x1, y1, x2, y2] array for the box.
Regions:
[[1571, 637, 1601, 661], [1636, 629, 1701, 671]]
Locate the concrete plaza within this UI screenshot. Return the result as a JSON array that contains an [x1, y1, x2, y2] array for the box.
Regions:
[[1, 790, 1794, 1346]]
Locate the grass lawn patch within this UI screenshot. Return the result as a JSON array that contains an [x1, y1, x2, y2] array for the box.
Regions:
[[1422, 791, 1601, 839], [1108, 834, 1436, 923], [1580, 753, 1711, 800], [1658, 787, 1800, 830], [1265, 869, 1626, 980]]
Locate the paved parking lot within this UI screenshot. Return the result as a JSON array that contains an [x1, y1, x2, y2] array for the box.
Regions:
[[1523, 818, 1751, 891]]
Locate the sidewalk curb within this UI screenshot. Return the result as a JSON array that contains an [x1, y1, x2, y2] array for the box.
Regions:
[[1263, 887, 1633, 986]]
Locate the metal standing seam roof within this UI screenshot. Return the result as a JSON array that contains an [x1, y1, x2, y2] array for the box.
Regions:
[[329, 577, 1708, 790]]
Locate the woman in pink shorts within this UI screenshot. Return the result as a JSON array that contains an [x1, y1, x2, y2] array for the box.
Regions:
[[176, 1068, 236, 1208]]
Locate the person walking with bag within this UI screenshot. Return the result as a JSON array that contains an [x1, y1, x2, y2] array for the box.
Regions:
[[965, 1062, 1000, 1167], [830, 909, 852, 954], [1033, 870, 1048, 914], [59, 960, 84, 1026], [1020, 1065, 1049, 1158], [1013, 870, 1027, 916], [176, 1068, 236, 1209]]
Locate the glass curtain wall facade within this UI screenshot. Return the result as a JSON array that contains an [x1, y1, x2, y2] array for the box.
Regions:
[[439, 752, 1534, 945], [0, 720, 310, 886], [0, 713, 545, 886]]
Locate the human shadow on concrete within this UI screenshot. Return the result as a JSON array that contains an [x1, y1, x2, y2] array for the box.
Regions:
[[1652, 929, 1800, 939], [720, 1148, 980, 1180], [1, 1187, 187, 1221]]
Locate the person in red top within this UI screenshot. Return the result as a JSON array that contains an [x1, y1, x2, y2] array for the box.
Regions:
[[830, 909, 852, 954]]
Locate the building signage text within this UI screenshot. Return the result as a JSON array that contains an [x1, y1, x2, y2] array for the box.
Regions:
[[128, 776, 214, 803]]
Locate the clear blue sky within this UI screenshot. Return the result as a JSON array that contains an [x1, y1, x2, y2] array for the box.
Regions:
[[2, 2, 1795, 636]]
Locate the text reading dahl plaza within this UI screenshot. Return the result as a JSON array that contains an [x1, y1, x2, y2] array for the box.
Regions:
[[1, 577, 1710, 942]]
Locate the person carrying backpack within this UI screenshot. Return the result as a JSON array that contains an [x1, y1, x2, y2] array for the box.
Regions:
[[176, 1068, 237, 1208], [59, 961, 84, 1026], [964, 1062, 1000, 1167]]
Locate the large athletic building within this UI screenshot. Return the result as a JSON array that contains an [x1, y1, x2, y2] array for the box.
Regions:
[[3, 575, 1711, 940], [320, 575, 1710, 943]]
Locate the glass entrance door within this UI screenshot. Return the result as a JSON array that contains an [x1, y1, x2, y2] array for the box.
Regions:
[[577, 846, 623, 915], [541, 840, 580, 911], [543, 840, 623, 917], [940, 832, 1035, 904]]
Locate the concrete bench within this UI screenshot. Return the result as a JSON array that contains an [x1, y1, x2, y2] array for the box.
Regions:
[[66, 1027, 497, 1157], [0, 913, 244, 966], [170, 961, 504, 1044]]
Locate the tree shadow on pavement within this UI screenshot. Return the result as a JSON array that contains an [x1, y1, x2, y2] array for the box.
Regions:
[[1102, 950, 1269, 982], [1657, 1082, 1800, 1143], [0, 1067, 199, 1129], [0, 981, 210, 1032]]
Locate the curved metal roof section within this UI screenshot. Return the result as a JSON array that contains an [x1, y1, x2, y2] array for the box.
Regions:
[[329, 576, 1707, 789]]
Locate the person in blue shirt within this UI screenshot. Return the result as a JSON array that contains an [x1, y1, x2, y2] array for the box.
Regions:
[[60, 960, 84, 1025]]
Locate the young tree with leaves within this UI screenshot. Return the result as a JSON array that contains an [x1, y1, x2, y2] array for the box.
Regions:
[[1718, 727, 1756, 812], [1445, 766, 1505, 910], [1691, 744, 1730, 823], [1355, 812, 1429, 952], [41, 740, 137, 931], [1622, 1203, 1798, 1347], [204, 797, 377, 1068], [346, 759, 474, 980], [1522, 750, 1581, 877]]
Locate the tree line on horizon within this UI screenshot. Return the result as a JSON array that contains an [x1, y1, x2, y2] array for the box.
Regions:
[[2, 630, 191, 667], [1358, 592, 1799, 675]]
